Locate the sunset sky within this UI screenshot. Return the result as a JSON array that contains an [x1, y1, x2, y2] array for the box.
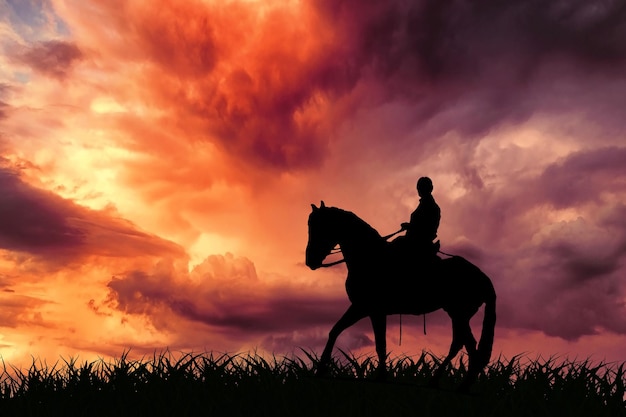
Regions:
[[1, 0, 625, 368]]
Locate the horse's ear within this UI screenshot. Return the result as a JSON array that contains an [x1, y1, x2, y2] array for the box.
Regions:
[[320, 200, 326, 208], [311, 203, 318, 212]]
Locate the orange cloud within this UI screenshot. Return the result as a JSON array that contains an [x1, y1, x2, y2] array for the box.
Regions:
[[50, 0, 366, 172]]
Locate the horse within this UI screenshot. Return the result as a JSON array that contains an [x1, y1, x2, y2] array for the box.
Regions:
[[305, 201, 496, 390]]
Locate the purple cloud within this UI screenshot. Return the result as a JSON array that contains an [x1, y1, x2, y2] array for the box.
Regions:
[[106, 254, 350, 341], [540, 147, 626, 208], [0, 164, 183, 263], [0, 166, 85, 252], [14, 40, 82, 79]]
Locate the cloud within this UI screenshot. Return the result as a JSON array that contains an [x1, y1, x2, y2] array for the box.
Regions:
[[0, 161, 184, 263], [0, 165, 84, 253], [540, 147, 626, 208], [0, 293, 50, 328], [70, 0, 626, 348], [301, 0, 626, 170], [51, 0, 346, 170], [439, 144, 626, 341], [12, 40, 82, 79], [2, 0, 616, 185], [0, 0, 625, 364], [36, 0, 626, 199], [106, 253, 351, 346], [333, 0, 626, 83], [523, 221, 626, 339]]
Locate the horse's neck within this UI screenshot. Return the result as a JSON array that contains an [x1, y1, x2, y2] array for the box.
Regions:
[[336, 211, 382, 263]]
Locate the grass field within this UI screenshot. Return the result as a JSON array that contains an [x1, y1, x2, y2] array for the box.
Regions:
[[0, 350, 623, 417]]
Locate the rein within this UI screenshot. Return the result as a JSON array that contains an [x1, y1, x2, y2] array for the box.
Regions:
[[319, 228, 404, 268], [319, 258, 346, 268]]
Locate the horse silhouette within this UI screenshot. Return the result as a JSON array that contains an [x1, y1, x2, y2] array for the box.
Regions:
[[305, 201, 496, 390]]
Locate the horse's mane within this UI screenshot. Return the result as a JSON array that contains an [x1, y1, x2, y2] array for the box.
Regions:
[[326, 206, 383, 243]]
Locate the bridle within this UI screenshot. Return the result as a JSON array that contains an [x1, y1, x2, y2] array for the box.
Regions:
[[319, 247, 347, 268]]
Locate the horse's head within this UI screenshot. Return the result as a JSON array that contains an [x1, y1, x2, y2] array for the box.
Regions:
[[306, 201, 339, 270]]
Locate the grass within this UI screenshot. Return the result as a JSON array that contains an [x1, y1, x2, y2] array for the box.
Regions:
[[0, 350, 623, 417]]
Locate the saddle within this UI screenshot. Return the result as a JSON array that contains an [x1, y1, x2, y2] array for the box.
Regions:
[[388, 238, 441, 272]]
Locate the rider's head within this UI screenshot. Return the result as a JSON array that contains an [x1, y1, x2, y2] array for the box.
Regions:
[[417, 177, 433, 197]]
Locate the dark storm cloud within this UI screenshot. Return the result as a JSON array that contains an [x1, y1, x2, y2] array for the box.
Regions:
[[106, 254, 348, 337], [318, 0, 626, 83], [0, 166, 85, 252], [540, 147, 626, 208], [443, 144, 626, 340], [277, 0, 626, 190], [252, 0, 626, 165], [523, 250, 626, 340], [0, 163, 183, 261]]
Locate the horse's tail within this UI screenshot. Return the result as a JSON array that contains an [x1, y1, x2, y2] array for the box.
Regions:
[[476, 279, 496, 370]]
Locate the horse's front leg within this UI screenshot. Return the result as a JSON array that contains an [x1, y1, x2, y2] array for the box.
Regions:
[[370, 314, 387, 381], [317, 304, 367, 376]]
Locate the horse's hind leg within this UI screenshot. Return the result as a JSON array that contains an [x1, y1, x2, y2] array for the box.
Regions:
[[430, 317, 465, 387], [317, 304, 366, 376], [459, 321, 482, 392], [370, 314, 387, 381]]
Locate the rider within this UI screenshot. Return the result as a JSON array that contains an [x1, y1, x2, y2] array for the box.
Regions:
[[394, 176, 441, 262]]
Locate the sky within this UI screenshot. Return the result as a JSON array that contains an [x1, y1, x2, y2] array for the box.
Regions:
[[0, 0, 625, 368]]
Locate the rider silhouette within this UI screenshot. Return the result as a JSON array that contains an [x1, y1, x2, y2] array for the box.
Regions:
[[393, 177, 441, 263]]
